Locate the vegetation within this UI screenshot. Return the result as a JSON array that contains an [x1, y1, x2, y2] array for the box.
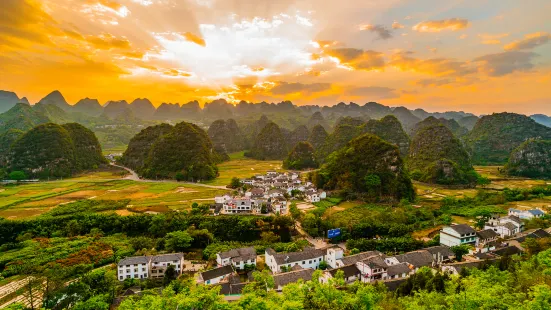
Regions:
[[283, 141, 319, 170], [408, 123, 477, 185], [313, 134, 415, 202], [119, 123, 173, 172], [246, 122, 288, 160], [505, 139, 551, 179], [307, 124, 328, 150], [207, 119, 247, 154], [365, 115, 410, 155], [465, 112, 551, 165]]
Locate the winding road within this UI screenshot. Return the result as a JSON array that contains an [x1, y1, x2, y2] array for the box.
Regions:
[[109, 163, 228, 189]]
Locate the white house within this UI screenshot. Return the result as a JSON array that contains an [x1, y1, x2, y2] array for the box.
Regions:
[[385, 250, 435, 272], [265, 248, 326, 273], [117, 253, 184, 281], [508, 208, 545, 220], [439, 224, 478, 247], [356, 255, 389, 282], [223, 197, 255, 214], [484, 215, 524, 238], [198, 265, 235, 285], [216, 247, 257, 270], [271, 197, 287, 215], [476, 229, 500, 252], [320, 264, 361, 284], [214, 194, 232, 204], [325, 247, 345, 268]]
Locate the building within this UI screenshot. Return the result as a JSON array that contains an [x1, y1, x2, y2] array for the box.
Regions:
[[216, 247, 257, 269], [439, 224, 478, 247], [356, 255, 389, 282], [333, 250, 385, 268], [508, 208, 545, 220], [273, 268, 315, 291], [423, 246, 455, 263], [117, 253, 184, 281], [385, 250, 435, 272], [385, 263, 411, 280], [484, 215, 524, 237], [271, 197, 287, 214], [198, 265, 235, 285], [476, 229, 500, 250], [320, 264, 361, 284], [265, 248, 326, 273]]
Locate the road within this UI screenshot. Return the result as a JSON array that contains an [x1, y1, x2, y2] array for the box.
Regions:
[[294, 221, 328, 249], [109, 163, 228, 189]]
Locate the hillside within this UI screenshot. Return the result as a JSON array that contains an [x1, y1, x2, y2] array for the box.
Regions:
[[531, 114, 551, 128], [130, 98, 156, 119], [207, 119, 247, 154], [308, 124, 328, 150], [457, 115, 479, 130], [8, 123, 105, 177], [154, 103, 182, 120], [0, 103, 50, 135], [0, 91, 28, 114], [392, 107, 421, 132], [411, 116, 468, 138], [504, 139, 551, 179], [409, 124, 476, 185], [465, 113, 551, 165], [316, 121, 364, 160], [73, 98, 103, 116], [307, 111, 329, 130], [365, 115, 410, 155], [120, 123, 174, 171], [102, 100, 131, 119], [37, 90, 71, 110], [246, 122, 288, 160], [313, 133, 414, 202], [287, 125, 310, 149], [283, 141, 319, 170], [141, 122, 219, 180]]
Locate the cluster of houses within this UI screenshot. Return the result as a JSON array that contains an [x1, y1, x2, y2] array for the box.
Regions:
[[214, 171, 326, 215], [117, 253, 185, 281]]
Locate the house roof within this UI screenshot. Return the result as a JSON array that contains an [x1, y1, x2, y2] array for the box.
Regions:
[[443, 259, 499, 273], [449, 224, 476, 235], [492, 245, 522, 257], [503, 222, 518, 231], [267, 248, 326, 265], [339, 251, 384, 265], [151, 253, 183, 263], [386, 263, 411, 276], [328, 264, 361, 278], [217, 282, 248, 295], [360, 255, 388, 269], [291, 264, 304, 271], [507, 215, 523, 224], [393, 250, 434, 268], [118, 256, 149, 266], [201, 265, 234, 281], [477, 229, 499, 240], [423, 246, 454, 258], [510, 228, 551, 242], [273, 268, 315, 288], [218, 247, 256, 260], [528, 209, 545, 216]]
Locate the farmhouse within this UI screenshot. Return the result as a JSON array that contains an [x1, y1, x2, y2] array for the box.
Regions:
[[484, 215, 525, 237], [117, 253, 184, 281], [439, 224, 478, 247], [197, 265, 235, 285], [508, 208, 545, 220], [216, 247, 257, 270], [265, 248, 326, 273]]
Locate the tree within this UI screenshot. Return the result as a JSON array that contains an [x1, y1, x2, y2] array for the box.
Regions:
[[318, 261, 329, 270], [451, 244, 470, 261], [163, 265, 178, 286], [229, 177, 241, 189], [289, 202, 301, 221], [164, 231, 193, 252], [9, 170, 27, 181]]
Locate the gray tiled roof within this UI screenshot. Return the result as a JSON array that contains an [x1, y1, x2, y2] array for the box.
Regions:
[[477, 229, 499, 240], [267, 248, 326, 265], [449, 224, 476, 235], [201, 265, 234, 281], [219, 247, 256, 261], [273, 268, 315, 288], [507, 215, 523, 224], [386, 262, 410, 276], [118, 256, 149, 266], [503, 222, 518, 231], [360, 255, 388, 269], [339, 251, 383, 265], [328, 264, 361, 278], [393, 250, 434, 268], [151, 253, 183, 263], [423, 246, 454, 258]]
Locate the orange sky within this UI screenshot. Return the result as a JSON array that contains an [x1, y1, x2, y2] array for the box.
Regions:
[[1, 0, 551, 114]]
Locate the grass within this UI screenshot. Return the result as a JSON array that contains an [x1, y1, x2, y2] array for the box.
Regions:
[[203, 151, 285, 186]]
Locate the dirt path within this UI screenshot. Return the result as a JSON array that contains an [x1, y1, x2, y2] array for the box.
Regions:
[[109, 163, 228, 189]]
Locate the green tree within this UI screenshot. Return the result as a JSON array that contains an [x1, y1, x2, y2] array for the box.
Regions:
[[163, 265, 178, 286], [164, 231, 193, 252], [451, 244, 470, 261], [318, 261, 329, 270], [9, 170, 27, 181], [229, 177, 241, 188]]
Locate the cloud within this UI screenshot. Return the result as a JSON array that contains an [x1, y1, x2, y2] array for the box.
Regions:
[[347, 86, 398, 99], [324, 48, 386, 71], [415, 78, 456, 87], [181, 32, 206, 47], [389, 52, 475, 77], [359, 24, 393, 40], [392, 21, 405, 29], [474, 51, 537, 76], [412, 18, 469, 32], [504, 32, 551, 51], [86, 33, 132, 50], [478, 33, 509, 45], [270, 82, 331, 95]]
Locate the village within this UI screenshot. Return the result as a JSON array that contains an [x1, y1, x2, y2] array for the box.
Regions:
[[213, 171, 326, 215], [115, 201, 549, 299]]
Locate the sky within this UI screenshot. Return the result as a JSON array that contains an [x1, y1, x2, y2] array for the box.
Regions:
[[1, 0, 551, 114]]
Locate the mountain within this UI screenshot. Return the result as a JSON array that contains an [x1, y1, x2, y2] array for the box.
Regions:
[[287, 125, 310, 149], [207, 119, 247, 154], [141, 122, 219, 180], [364, 115, 410, 155], [531, 114, 551, 128], [0, 91, 28, 114], [313, 133, 415, 202], [0, 103, 50, 135], [203, 99, 234, 119], [363, 102, 392, 119], [408, 124, 476, 185], [335, 116, 366, 128], [33, 103, 72, 123], [130, 98, 156, 119], [308, 124, 328, 150], [391, 107, 421, 132], [307, 111, 329, 130], [504, 139, 551, 179], [154, 103, 181, 120], [8, 123, 105, 178], [465, 113, 551, 165], [246, 122, 288, 160], [120, 123, 174, 172], [37, 90, 70, 110], [181, 100, 201, 118], [243, 115, 271, 145], [316, 121, 364, 160], [102, 100, 131, 119], [283, 141, 318, 170], [73, 98, 103, 116], [411, 116, 468, 138], [457, 115, 479, 131]]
